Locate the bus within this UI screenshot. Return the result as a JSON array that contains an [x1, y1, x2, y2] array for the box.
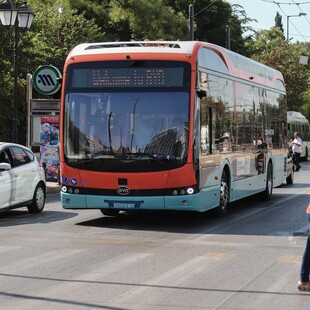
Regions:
[[59, 40, 294, 217], [287, 111, 310, 160]]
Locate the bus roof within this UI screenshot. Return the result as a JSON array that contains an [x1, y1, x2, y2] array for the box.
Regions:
[[67, 41, 285, 89], [287, 111, 310, 125], [68, 41, 194, 56]]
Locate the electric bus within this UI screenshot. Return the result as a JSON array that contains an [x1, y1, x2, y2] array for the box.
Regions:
[[60, 41, 294, 216], [287, 111, 310, 160]]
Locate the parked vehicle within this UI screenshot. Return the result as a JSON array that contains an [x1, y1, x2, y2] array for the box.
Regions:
[[0, 142, 46, 213]]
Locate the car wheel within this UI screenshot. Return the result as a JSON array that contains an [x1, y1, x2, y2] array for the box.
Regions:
[[286, 169, 294, 185], [27, 183, 46, 213]]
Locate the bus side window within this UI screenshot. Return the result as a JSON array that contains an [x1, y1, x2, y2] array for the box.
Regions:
[[200, 96, 214, 155], [200, 96, 207, 154]]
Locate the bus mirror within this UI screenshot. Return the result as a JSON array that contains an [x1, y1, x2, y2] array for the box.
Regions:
[[197, 90, 207, 99]]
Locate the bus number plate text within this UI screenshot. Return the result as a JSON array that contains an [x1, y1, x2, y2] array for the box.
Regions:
[[104, 200, 144, 210]]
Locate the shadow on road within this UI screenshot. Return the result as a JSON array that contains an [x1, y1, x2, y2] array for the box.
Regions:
[[0, 210, 78, 227], [76, 190, 309, 237]]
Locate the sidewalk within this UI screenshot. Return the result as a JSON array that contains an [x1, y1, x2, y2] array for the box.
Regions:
[[46, 181, 61, 195]]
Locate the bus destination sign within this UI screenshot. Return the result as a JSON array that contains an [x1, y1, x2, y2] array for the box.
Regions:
[[72, 67, 184, 88]]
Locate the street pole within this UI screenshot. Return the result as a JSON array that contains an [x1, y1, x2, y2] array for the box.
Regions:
[[226, 25, 231, 50], [12, 18, 18, 143], [286, 15, 289, 41], [0, 0, 35, 144], [189, 4, 194, 41], [286, 13, 307, 41], [26, 73, 32, 148]]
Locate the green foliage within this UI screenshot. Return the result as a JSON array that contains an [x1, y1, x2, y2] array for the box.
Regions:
[[3, 0, 309, 144], [27, 0, 102, 72], [163, 1, 253, 54], [248, 27, 310, 112], [275, 12, 284, 33], [0, 0, 102, 143], [227, 3, 256, 56], [70, 0, 188, 41]]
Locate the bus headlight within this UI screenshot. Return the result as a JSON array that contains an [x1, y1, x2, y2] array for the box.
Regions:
[[186, 187, 194, 195], [62, 186, 67, 192]]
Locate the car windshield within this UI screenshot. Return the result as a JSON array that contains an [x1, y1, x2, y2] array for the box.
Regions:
[[64, 91, 189, 172]]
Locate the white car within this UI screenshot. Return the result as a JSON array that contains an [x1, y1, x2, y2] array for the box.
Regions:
[[0, 143, 46, 213]]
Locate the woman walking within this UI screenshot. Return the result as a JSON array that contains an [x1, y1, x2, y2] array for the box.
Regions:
[[298, 202, 310, 291]]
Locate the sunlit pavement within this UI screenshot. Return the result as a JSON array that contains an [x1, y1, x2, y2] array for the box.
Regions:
[[46, 182, 60, 195]]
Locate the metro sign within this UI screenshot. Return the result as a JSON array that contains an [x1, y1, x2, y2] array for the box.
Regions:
[[33, 65, 62, 95]]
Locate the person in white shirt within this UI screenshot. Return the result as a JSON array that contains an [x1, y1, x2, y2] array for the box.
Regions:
[[292, 132, 302, 171]]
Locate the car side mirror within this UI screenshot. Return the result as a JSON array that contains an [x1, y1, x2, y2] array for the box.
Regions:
[[0, 163, 11, 171]]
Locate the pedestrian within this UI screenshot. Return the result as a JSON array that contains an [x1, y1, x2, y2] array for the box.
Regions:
[[297, 202, 310, 291], [292, 132, 302, 171]]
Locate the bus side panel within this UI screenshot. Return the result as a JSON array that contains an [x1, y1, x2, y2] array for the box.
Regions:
[[165, 186, 220, 212], [62, 193, 87, 209], [225, 175, 264, 205]]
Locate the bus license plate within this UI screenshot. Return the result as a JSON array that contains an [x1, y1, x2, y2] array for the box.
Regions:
[[104, 200, 144, 210], [113, 202, 136, 209]]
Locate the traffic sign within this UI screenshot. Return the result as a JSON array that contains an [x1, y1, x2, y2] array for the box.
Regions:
[[33, 65, 62, 95]]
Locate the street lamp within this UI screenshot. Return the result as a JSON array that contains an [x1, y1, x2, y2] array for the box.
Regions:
[[0, 0, 34, 143], [287, 12, 306, 41]]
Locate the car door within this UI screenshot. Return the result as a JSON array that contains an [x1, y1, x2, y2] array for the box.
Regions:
[[0, 148, 19, 210], [9, 146, 37, 204]]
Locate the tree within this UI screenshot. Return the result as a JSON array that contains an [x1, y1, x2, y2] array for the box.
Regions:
[[0, 26, 16, 141], [0, 0, 103, 143], [275, 12, 284, 33], [248, 27, 310, 112], [228, 3, 256, 56], [70, 0, 188, 41], [164, 1, 253, 55], [27, 0, 102, 72]]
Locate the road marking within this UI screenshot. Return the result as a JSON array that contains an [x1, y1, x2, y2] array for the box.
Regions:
[[277, 255, 301, 263], [106, 254, 231, 308], [202, 252, 237, 260], [0, 249, 83, 274], [8, 252, 154, 310], [0, 246, 21, 253]]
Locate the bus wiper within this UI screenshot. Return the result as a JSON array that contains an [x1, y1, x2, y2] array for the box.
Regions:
[[70, 158, 97, 167], [70, 156, 108, 167], [125, 152, 167, 162]]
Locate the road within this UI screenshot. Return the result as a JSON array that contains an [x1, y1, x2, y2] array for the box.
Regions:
[[0, 164, 310, 309]]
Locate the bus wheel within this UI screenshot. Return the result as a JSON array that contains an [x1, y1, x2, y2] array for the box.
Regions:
[[261, 162, 273, 200], [217, 171, 229, 217], [100, 209, 120, 216]]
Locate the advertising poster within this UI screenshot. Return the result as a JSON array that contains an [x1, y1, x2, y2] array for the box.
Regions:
[[40, 116, 59, 182]]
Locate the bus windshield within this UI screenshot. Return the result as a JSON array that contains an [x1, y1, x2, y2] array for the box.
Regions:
[[64, 90, 189, 172]]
